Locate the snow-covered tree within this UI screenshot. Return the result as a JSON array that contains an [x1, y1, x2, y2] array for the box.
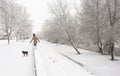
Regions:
[[0, 0, 32, 44], [105, 0, 120, 60], [41, 0, 80, 54], [13, 7, 32, 41], [78, 0, 107, 54], [77, 0, 120, 60]]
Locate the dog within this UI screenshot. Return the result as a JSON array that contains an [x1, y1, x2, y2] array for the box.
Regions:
[[22, 51, 28, 56]]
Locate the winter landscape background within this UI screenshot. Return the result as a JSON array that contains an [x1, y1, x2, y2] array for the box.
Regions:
[[0, 0, 120, 76]]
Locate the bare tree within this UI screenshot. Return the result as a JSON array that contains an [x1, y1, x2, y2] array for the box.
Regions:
[[14, 8, 32, 41], [46, 0, 80, 54], [0, 0, 32, 44], [76, 0, 120, 60], [105, 0, 120, 60], [0, 0, 13, 44], [78, 0, 107, 54]]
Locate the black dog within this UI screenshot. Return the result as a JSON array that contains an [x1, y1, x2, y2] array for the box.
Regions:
[[22, 51, 28, 56]]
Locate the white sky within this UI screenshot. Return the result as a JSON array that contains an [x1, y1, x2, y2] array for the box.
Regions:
[[16, 0, 81, 33]]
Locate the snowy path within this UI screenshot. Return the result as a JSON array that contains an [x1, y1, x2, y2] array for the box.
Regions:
[[0, 41, 34, 76], [35, 41, 94, 76], [0, 40, 94, 76]]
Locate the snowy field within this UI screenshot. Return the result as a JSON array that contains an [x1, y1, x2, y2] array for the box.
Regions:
[[0, 40, 120, 76], [0, 40, 93, 76], [49, 42, 120, 76], [0, 40, 34, 76]]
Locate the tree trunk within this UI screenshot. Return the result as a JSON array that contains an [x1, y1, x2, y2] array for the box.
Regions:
[[66, 31, 80, 54], [99, 47, 103, 54], [109, 28, 115, 60], [111, 49, 114, 60], [7, 35, 10, 44], [97, 41, 103, 55], [110, 42, 114, 60], [70, 40, 80, 54]]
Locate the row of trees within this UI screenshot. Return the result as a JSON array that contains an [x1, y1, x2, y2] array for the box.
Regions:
[[40, 0, 120, 61], [79, 0, 120, 60], [41, 0, 80, 54], [0, 0, 32, 44]]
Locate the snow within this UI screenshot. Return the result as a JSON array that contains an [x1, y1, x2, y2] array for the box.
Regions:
[[35, 42, 93, 76], [0, 40, 34, 76], [49, 42, 120, 76], [0, 40, 119, 76]]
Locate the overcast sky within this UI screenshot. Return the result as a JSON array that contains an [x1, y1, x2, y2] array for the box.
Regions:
[[16, 0, 81, 33]]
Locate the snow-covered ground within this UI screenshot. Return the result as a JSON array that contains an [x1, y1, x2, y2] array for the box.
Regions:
[[48, 42, 120, 76], [0, 40, 119, 76], [35, 41, 93, 76], [0, 40, 93, 76], [0, 40, 34, 76]]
